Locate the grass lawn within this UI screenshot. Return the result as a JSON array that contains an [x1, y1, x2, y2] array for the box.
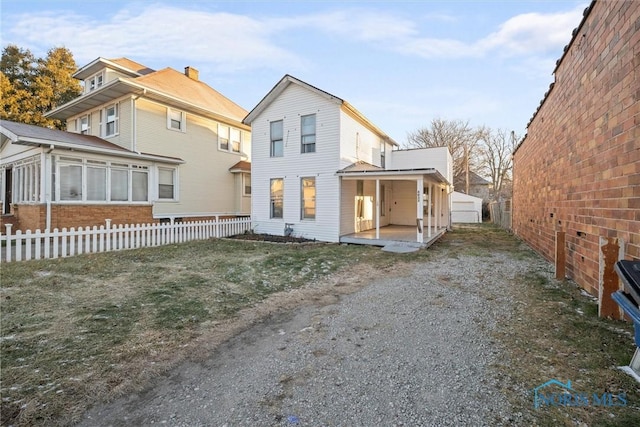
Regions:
[[1, 225, 639, 426]]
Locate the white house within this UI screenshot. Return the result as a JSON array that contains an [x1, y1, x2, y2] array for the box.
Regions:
[[243, 75, 453, 246], [451, 191, 483, 223]]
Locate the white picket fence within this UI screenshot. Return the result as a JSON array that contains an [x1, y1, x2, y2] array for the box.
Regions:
[[0, 217, 252, 263]]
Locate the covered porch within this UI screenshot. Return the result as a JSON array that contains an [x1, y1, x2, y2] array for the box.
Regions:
[[337, 163, 452, 248]]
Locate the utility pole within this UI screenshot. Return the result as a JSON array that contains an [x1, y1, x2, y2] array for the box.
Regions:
[[465, 142, 469, 194]]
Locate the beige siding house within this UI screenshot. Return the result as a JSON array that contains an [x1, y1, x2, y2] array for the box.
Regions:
[[1, 58, 251, 231], [244, 75, 453, 246]]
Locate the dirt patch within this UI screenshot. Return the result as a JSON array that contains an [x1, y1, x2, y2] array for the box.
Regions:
[[228, 233, 317, 243]]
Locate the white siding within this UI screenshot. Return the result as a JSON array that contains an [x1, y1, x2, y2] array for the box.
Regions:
[[338, 109, 386, 169], [250, 83, 342, 242], [388, 147, 453, 183]]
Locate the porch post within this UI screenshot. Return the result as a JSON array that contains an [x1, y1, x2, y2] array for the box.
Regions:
[[375, 179, 380, 239], [427, 183, 432, 239], [417, 178, 424, 243], [435, 185, 439, 231]]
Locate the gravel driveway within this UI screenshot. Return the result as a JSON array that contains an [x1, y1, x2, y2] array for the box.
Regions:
[[79, 246, 525, 426]]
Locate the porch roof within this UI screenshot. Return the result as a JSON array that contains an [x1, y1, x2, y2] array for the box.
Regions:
[[0, 120, 183, 164], [336, 161, 449, 184]]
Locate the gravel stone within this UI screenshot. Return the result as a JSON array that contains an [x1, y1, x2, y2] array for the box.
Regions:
[[79, 251, 528, 426]]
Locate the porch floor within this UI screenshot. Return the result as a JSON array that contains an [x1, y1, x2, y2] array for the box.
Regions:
[[339, 225, 447, 248]]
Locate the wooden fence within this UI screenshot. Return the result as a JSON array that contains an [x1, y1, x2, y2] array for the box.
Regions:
[[0, 217, 252, 263], [489, 199, 512, 230]]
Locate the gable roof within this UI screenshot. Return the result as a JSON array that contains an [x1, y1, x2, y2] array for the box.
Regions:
[[48, 58, 248, 128], [0, 120, 182, 163], [243, 74, 398, 146], [454, 170, 490, 186]]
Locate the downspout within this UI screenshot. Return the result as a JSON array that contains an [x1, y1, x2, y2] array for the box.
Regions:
[[45, 144, 54, 230]]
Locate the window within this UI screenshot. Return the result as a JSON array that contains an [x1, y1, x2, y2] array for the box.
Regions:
[[380, 184, 386, 217], [87, 71, 104, 93], [231, 128, 241, 153], [270, 120, 283, 157], [132, 169, 148, 201], [55, 157, 150, 203], [218, 125, 229, 150], [300, 177, 316, 220], [86, 162, 107, 201], [78, 115, 90, 134], [102, 104, 118, 137], [380, 142, 386, 168], [168, 109, 185, 131], [270, 178, 283, 218], [110, 168, 128, 201], [243, 173, 251, 196], [301, 114, 316, 153], [158, 168, 175, 200], [60, 164, 82, 201]]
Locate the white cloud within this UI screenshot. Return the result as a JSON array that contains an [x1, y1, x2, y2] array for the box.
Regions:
[[477, 5, 586, 56], [6, 6, 304, 72]]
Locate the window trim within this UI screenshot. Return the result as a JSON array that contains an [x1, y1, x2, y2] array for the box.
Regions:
[[243, 173, 251, 197], [270, 178, 283, 219], [87, 71, 104, 93], [157, 167, 178, 201], [78, 114, 90, 135], [300, 114, 316, 153], [270, 120, 284, 158], [55, 156, 150, 203], [300, 176, 316, 220], [101, 103, 119, 138], [167, 108, 186, 132]]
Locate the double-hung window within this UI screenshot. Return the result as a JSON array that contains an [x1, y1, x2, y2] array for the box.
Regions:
[[87, 71, 104, 93], [243, 173, 251, 196], [270, 178, 283, 218], [78, 115, 90, 134], [158, 167, 176, 200], [102, 104, 118, 137], [218, 125, 229, 151], [270, 120, 283, 157], [231, 128, 241, 153], [86, 160, 107, 201], [168, 108, 185, 131], [301, 114, 316, 153], [300, 177, 316, 220], [59, 159, 83, 201]]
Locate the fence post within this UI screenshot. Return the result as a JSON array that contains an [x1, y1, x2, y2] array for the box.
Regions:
[[4, 224, 13, 263]]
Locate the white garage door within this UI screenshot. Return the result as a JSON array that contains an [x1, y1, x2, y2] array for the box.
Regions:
[[452, 201, 479, 223]]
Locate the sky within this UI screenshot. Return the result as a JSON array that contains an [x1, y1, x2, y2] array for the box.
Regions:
[[0, 0, 588, 145]]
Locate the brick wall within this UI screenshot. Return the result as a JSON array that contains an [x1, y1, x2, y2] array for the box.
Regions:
[[512, 0, 640, 295], [4, 203, 155, 231]]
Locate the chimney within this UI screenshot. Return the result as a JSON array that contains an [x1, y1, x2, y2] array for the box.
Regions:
[[184, 66, 199, 81]]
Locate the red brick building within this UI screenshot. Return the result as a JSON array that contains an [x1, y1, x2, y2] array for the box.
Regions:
[[513, 0, 639, 298]]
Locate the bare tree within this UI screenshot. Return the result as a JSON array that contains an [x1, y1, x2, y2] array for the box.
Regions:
[[406, 118, 484, 193], [477, 128, 517, 201]]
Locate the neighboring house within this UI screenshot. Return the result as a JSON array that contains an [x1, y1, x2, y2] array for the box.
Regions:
[[451, 191, 482, 223], [1, 57, 251, 231], [512, 0, 639, 297], [453, 170, 491, 201], [243, 75, 452, 245]]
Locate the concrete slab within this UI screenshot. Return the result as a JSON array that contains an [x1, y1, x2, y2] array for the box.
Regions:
[[381, 243, 421, 253]]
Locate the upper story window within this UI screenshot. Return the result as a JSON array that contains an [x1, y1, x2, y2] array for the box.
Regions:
[[301, 114, 316, 153], [217, 124, 243, 153], [168, 108, 185, 131], [101, 103, 119, 137], [78, 115, 90, 135], [270, 120, 283, 157], [380, 141, 386, 168], [87, 71, 104, 93]]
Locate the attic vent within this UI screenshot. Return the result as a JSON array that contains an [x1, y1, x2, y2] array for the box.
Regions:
[[184, 66, 199, 81]]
